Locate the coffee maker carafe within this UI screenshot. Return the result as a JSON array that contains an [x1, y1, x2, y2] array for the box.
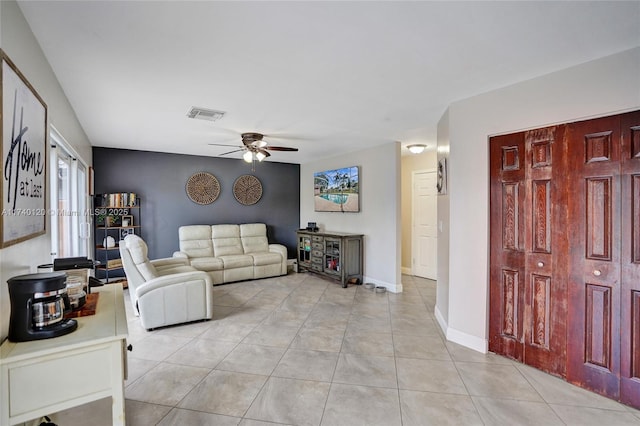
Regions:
[[8, 272, 78, 342]]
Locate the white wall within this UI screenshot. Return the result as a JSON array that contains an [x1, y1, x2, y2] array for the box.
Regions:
[[0, 0, 93, 342], [435, 108, 450, 332], [440, 47, 640, 352], [300, 142, 402, 292]]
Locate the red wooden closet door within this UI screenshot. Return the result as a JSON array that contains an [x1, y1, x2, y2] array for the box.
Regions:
[[566, 114, 622, 400], [620, 110, 640, 407], [521, 127, 567, 377], [489, 132, 526, 362]]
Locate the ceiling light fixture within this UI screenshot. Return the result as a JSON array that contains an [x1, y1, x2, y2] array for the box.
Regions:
[[407, 144, 427, 154], [243, 150, 253, 163]]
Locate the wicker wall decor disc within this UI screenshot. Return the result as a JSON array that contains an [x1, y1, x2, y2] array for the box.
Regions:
[[186, 172, 220, 205], [233, 175, 263, 205]]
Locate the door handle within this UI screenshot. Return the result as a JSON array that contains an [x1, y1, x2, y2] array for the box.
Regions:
[[593, 270, 602, 277], [537, 262, 544, 267]]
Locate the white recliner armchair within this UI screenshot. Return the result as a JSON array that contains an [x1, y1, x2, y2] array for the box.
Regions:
[[119, 234, 214, 330]]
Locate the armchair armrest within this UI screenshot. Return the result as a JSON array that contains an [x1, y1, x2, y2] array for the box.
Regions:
[[173, 251, 189, 259], [151, 256, 189, 267], [135, 271, 211, 299]]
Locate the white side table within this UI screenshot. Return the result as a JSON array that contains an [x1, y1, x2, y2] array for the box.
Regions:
[[1, 284, 128, 425]]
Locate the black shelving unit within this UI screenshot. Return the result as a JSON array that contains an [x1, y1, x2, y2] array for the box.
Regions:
[[94, 193, 141, 283]]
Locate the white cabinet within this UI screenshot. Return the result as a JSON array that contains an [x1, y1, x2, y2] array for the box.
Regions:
[[0, 284, 128, 425]]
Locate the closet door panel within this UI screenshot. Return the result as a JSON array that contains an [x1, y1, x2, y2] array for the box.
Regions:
[[620, 110, 640, 407], [489, 133, 526, 361], [522, 127, 566, 376], [566, 115, 621, 400]]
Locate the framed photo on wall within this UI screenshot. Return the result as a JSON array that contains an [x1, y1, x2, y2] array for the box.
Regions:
[[437, 158, 447, 195], [1, 50, 48, 248], [313, 166, 360, 212]]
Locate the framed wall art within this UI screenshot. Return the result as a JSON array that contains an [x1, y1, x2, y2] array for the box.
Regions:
[[314, 166, 359, 212], [1, 50, 48, 248], [437, 157, 447, 195]]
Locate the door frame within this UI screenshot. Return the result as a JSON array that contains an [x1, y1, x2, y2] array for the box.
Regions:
[[411, 168, 437, 278]]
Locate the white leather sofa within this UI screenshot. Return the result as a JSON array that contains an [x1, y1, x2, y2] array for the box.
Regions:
[[173, 223, 287, 284], [120, 234, 214, 330]]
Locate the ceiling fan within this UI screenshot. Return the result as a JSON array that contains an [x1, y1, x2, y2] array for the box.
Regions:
[[208, 132, 299, 167]]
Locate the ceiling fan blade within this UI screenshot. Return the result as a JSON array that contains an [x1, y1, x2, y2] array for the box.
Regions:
[[262, 133, 308, 141], [208, 143, 242, 148], [219, 149, 244, 156], [264, 146, 298, 152]]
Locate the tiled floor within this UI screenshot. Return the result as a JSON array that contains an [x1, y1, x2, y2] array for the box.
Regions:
[[50, 273, 640, 425]]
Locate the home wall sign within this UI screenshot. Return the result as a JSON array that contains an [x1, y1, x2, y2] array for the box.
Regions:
[[186, 172, 220, 205], [233, 174, 262, 205], [1, 50, 48, 248]]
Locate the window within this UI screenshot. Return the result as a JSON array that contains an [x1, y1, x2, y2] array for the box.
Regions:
[[49, 127, 91, 259]]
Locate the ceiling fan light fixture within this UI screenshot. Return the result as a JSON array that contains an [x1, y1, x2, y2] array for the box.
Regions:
[[243, 150, 254, 163], [255, 151, 266, 162], [407, 144, 427, 154]]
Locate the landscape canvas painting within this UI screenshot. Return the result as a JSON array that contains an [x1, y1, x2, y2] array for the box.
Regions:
[[314, 166, 360, 212]]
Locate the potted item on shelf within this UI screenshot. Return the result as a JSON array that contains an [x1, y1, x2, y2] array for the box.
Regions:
[[96, 209, 120, 227]]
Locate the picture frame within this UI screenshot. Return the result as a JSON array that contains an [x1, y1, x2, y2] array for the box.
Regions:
[[314, 166, 360, 212], [437, 157, 448, 195], [120, 227, 134, 241], [1, 50, 48, 248], [121, 215, 134, 227]]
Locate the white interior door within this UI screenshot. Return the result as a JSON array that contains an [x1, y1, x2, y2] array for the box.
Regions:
[[412, 170, 437, 279]]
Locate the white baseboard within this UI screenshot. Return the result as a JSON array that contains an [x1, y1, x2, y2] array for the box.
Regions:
[[434, 305, 488, 353], [434, 305, 448, 336], [363, 276, 403, 293], [446, 326, 488, 354]]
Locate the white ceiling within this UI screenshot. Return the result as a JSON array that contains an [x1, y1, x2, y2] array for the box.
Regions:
[[17, 1, 640, 164]]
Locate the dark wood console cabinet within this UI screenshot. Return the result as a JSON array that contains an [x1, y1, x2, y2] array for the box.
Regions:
[[296, 230, 363, 287]]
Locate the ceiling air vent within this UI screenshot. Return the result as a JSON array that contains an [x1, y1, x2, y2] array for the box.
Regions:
[[187, 107, 226, 122]]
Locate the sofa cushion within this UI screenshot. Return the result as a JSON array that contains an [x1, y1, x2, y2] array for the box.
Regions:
[[240, 223, 269, 254], [190, 257, 224, 271], [178, 225, 215, 258], [219, 254, 253, 269], [250, 252, 283, 266], [212, 224, 244, 256]]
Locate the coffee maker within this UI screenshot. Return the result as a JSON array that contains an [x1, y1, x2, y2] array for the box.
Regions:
[[8, 272, 78, 342]]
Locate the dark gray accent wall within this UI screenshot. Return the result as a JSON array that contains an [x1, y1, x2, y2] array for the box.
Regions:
[[92, 147, 300, 260]]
